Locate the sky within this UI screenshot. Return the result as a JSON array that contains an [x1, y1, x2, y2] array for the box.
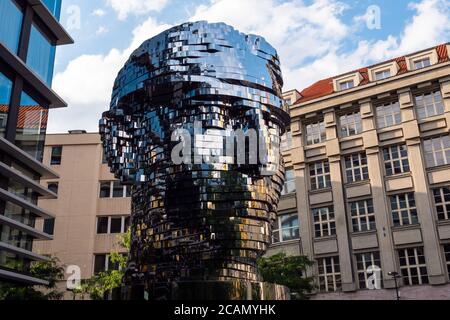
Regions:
[[48, 0, 450, 133]]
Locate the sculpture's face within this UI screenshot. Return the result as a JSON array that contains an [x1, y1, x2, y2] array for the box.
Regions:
[[100, 22, 290, 284]]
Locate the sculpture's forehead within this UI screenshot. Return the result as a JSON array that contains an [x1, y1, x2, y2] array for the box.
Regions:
[[110, 21, 283, 108]]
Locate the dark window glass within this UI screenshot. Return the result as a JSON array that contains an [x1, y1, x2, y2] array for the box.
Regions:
[[27, 23, 56, 85], [43, 218, 55, 235], [99, 182, 111, 198], [47, 182, 58, 195], [0, 0, 23, 53], [112, 181, 124, 198], [50, 146, 63, 165], [94, 255, 106, 274], [125, 185, 131, 197], [96, 217, 108, 234], [110, 217, 122, 233], [0, 71, 13, 137], [124, 216, 130, 231]]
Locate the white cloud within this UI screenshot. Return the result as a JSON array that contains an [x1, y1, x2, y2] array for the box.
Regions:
[[106, 0, 169, 20], [92, 8, 106, 17], [49, 17, 171, 133], [96, 26, 109, 35]]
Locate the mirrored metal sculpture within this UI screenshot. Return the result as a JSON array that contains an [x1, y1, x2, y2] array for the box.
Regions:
[[100, 21, 290, 300]]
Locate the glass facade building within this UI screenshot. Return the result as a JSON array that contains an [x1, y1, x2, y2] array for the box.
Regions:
[[0, 0, 72, 285]]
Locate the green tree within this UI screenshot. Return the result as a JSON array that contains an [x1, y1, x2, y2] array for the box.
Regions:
[[75, 228, 130, 300], [0, 256, 65, 300], [258, 252, 315, 300]]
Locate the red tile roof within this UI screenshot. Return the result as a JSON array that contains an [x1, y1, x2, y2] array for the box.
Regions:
[[296, 44, 449, 104], [0, 105, 48, 129]]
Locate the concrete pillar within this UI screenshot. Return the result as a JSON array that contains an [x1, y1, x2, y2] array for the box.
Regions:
[[360, 99, 397, 289]]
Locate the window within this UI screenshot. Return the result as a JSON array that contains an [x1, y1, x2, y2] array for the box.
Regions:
[[50, 146, 63, 165], [96, 217, 108, 234], [43, 218, 55, 235], [374, 69, 391, 81], [356, 252, 381, 289], [350, 199, 376, 232], [281, 168, 296, 195], [99, 181, 131, 198], [390, 193, 419, 226], [398, 247, 429, 285], [47, 182, 58, 195], [383, 144, 410, 176], [317, 256, 341, 292], [0, 0, 23, 53], [96, 216, 129, 234], [93, 254, 126, 274], [339, 80, 354, 91], [272, 213, 299, 243], [413, 58, 431, 70], [432, 187, 450, 220], [280, 132, 292, 151], [415, 91, 444, 120], [344, 153, 369, 183], [309, 161, 331, 190], [339, 112, 362, 137], [305, 121, 326, 146], [0, 71, 13, 137], [423, 135, 450, 168], [376, 101, 401, 129], [312, 206, 336, 238], [27, 23, 56, 85], [444, 244, 450, 277]]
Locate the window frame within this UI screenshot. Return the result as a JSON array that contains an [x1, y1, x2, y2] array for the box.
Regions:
[[305, 120, 326, 146], [96, 216, 129, 234], [344, 152, 369, 183], [317, 256, 341, 292], [312, 206, 336, 238], [374, 69, 391, 81], [376, 101, 401, 129], [355, 251, 381, 289], [389, 193, 419, 227], [99, 181, 131, 198], [423, 135, 450, 168], [349, 199, 376, 232], [432, 186, 450, 221], [338, 111, 362, 138], [309, 161, 331, 191], [383, 144, 410, 176], [50, 145, 62, 165], [398, 247, 429, 286], [271, 212, 300, 244], [281, 168, 296, 196], [414, 90, 444, 120]]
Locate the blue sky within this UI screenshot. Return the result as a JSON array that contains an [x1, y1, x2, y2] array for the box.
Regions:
[[48, 0, 450, 133]]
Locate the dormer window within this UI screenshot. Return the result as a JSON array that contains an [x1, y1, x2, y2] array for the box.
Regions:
[[339, 80, 354, 91], [413, 58, 431, 70], [374, 69, 391, 80]]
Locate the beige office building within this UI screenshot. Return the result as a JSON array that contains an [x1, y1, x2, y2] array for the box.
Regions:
[[35, 43, 450, 300], [33, 132, 130, 296], [268, 43, 450, 299]]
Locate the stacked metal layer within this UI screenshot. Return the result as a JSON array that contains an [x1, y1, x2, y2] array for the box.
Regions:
[[99, 21, 290, 286]]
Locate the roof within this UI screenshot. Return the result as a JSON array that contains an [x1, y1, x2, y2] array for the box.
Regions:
[[0, 105, 48, 130], [295, 43, 449, 104]]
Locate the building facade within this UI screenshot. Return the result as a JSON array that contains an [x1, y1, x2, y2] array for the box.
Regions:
[[0, 0, 72, 286], [268, 43, 450, 299], [33, 132, 130, 295]]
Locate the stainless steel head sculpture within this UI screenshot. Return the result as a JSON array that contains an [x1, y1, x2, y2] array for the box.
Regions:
[[99, 21, 290, 298]]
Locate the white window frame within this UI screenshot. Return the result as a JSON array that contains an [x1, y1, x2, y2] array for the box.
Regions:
[[398, 247, 429, 286], [376, 101, 401, 129], [350, 199, 376, 232], [99, 181, 130, 198], [305, 120, 326, 146], [317, 256, 341, 292], [355, 252, 381, 289], [432, 186, 450, 221], [374, 69, 391, 81], [339, 111, 362, 137], [309, 161, 331, 191], [333, 73, 362, 92], [271, 213, 300, 244], [389, 193, 419, 226], [368, 61, 399, 82], [96, 216, 130, 234], [281, 168, 296, 195], [312, 206, 336, 238], [414, 90, 445, 120], [423, 135, 450, 168], [344, 153, 369, 183], [406, 49, 438, 71], [339, 80, 354, 91], [383, 144, 410, 176]]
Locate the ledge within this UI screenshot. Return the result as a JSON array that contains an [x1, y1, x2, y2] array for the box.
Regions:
[[0, 268, 48, 286], [0, 214, 53, 240], [0, 187, 54, 219]]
